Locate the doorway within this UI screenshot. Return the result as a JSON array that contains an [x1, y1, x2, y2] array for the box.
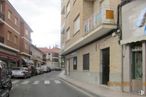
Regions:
[[101, 48, 110, 85], [131, 43, 143, 93]]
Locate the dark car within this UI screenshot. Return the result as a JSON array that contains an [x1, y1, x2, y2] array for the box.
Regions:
[[0, 60, 12, 97]]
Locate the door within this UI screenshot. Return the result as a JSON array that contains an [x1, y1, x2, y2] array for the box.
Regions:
[[101, 48, 110, 85], [131, 45, 143, 93]]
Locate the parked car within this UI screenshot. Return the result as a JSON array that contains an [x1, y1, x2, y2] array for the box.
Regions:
[[30, 65, 37, 76], [54, 67, 62, 71], [0, 60, 12, 97], [11, 67, 31, 78], [36, 66, 43, 75], [42, 65, 51, 73]]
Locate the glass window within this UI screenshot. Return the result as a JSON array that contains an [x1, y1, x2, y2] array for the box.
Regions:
[[0, 3, 2, 12], [66, 28, 70, 40], [25, 29, 29, 36], [73, 57, 77, 70], [14, 17, 18, 25], [8, 10, 12, 19], [66, 1, 70, 15], [74, 15, 80, 34], [7, 31, 11, 40], [14, 35, 18, 44]]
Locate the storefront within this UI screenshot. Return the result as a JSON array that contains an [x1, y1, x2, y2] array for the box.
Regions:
[[0, 48, 19, 68], [121, 0, 146, 95]]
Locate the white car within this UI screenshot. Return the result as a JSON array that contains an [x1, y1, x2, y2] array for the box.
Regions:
[[41, 65, 51, 73], [12, 67, 31, 78]]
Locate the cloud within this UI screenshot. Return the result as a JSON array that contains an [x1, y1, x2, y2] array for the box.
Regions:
[[8, 0, 61, 47]]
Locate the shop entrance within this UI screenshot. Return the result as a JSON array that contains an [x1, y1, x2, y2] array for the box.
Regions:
[[131, 43, 143, 93], [101, 48, 110, 85]]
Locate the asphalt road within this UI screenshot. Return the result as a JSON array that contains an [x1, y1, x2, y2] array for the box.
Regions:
[[10, 71, 90, 97]]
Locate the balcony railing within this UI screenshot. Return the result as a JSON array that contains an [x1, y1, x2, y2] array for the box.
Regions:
[[84, 5, 116, 33]]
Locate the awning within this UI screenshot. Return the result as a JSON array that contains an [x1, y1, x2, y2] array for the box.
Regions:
[[120, 36, 146, 45], [0, 51, 18, 62]]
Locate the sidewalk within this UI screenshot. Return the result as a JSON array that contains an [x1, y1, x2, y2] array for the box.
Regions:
[[59, 71, 145, 97]]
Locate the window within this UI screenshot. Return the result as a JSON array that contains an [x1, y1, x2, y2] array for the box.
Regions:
[[25, 29, 29, 36], [8, 10, 12, 20], [74, 15, 80, 34], [73, 0, 76, 5], [83, 53, 90, 70], [25, 42, 29, 50], [66, 28, 70, 40], [66, 1, 70, 16], [73, 57, 77, 70], [7, 31, 11, 40], [14, 17, 18, 25], [14, 35, 18, 44], [0, 3, 2, 12]]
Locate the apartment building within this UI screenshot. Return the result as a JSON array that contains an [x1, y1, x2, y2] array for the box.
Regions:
[[121, 0, 146, 94], [39, 47, 60, 69], [61, 0, 122, 91], [0, 0, 32, 67]]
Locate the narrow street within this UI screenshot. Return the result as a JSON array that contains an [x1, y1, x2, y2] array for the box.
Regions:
[[10, 72, 92, 97]]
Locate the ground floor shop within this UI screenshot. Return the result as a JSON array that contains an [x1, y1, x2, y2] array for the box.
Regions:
[[122, 41, 146, 95], [0, 46, 19, 68], [64, 35, 122, 91]]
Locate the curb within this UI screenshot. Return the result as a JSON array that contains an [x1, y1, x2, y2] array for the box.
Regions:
[[59, 76, 104, 97]]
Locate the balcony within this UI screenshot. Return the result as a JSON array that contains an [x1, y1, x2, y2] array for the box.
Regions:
[[61, 5, 117, 55], [84, 6, 116, 33]]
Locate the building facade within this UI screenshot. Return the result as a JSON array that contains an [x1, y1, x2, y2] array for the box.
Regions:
[[61, 0, 122, 91], [30, 44, 44, 67], [0, 0, 32, 68], [39, 47, 60, 69], [121, 0, 146, 94]]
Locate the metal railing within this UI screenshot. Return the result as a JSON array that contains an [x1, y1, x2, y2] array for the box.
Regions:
[[84, 5, 116, 33]]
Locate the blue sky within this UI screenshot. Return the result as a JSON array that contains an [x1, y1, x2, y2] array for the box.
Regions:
[[9, 0, 61, 48]]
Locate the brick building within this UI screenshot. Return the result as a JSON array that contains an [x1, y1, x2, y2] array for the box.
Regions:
[[0, 0, 33, 68]]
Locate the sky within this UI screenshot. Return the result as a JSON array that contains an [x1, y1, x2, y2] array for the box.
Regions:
[[9, 0, 61, 48]]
